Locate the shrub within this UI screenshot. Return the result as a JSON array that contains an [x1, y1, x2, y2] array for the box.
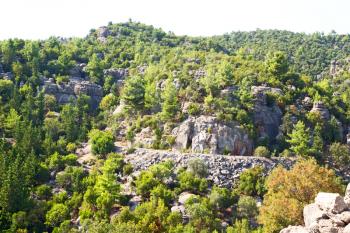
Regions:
[[253, 146, 271, 158], [89, 129, 115, 157]]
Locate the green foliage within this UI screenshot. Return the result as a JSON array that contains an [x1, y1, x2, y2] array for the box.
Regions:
[[329, 142, 350, 167], [121, 75, 145, 110], [236, 166, 266, 197], [253, 146, 270, 158], [89, 129, 115, 157], [45, 204, 69, 227], [287, 121, 311, 157]]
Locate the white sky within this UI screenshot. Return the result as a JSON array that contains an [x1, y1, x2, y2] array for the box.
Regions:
[[0, 0, 349, 40]]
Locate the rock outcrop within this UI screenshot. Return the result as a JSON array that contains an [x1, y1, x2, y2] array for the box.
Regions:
[[42, 78, 103, 108], [172, 116, 253, 156], [310, 101, 330, 120], [280, 186, 350, 233], [124, 147, 294, 188], [251, 86, 283, 141]]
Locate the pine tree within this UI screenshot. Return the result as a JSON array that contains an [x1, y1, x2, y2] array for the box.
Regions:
[[311, 123, 324, 158], [121, 76, 145, 111], [287, 121, 310, 157], [161, 80, 179, 120]]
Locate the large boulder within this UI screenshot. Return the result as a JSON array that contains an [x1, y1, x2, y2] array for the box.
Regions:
[[280, 226, 308, 233], [344, 224, 350, 233], [315, 193, 347, 214], [172, 116, 253, 156], [344, 184, 350, 206], [304, 203, 327, 227]]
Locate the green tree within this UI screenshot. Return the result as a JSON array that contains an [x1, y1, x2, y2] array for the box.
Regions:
[[287, 121, 311, 157], [121, 75, 145, 110], [45, 204, 69, 227], [88, 129, 115, 157], [161, 79, 179, 120]]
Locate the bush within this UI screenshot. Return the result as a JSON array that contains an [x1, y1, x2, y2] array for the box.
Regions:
[[236, 166, 266, 197], [89, 129, 115, 157], [187, 103, 201, 116], [329, 142, 350, 166], [237, 196, 258, 219], [253, 146, 270, 158], [45, 204, 69, 227], [187, 158, 208, 178]]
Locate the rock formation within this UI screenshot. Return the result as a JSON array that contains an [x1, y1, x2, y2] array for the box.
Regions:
[[280, 184, 350, 233], [310, 101, 330, 121], [42, 77, 103, 108], [251, 86, 283, 141], [172, 115, 253, 156]]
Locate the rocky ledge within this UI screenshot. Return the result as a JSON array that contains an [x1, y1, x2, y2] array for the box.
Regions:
[[124, 147, 294, 188], [281, 184, 350, 233]]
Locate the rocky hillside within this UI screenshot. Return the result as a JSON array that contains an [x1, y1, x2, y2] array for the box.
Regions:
[[281, 184, 350, 233]]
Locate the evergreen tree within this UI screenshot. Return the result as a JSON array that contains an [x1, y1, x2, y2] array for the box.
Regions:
[[161, 79, 179, 120], [121, 75, 145, 111], [287, 121, 310, 157]]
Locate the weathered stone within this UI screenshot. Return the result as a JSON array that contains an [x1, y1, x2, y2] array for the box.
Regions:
[[344, 184, 350, 206], [41, 78, 103, 108], [251, 86, 283, 140], [310, 101, 330, 120], [304, 203, 327, 227], [279, 226, 308, 233], [318, 219, 339, 233], [178, 192, 195, 205], [335, 211, 350, 224], [343, 224, 350, 233], [315, 193, 347, 214], [172, 116, 253, 156], [103, 68, 128, 80], [69, 63, 86, 78]]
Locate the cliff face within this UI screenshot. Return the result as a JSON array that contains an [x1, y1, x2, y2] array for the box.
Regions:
[[281, 184, 350, 233], [172, 115, 253, 156]]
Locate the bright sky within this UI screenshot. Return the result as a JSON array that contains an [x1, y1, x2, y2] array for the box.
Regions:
[[0, 0, 349, 40]]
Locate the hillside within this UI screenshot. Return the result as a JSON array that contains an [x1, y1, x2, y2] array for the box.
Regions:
[[1, 21, 350, 232]]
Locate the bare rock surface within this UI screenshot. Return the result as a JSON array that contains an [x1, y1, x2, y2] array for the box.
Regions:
[[172, 116, 253, 156], [280, 188, 350, 233]]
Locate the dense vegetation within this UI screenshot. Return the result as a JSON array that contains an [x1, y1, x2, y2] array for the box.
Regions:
[[0, 21, 350, 232]]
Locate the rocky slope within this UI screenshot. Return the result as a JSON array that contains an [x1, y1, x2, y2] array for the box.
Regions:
[[281, 184, 350, 233], [123, 147, 294, 188]]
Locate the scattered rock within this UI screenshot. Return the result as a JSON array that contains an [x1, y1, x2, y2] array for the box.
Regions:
[[124, 147, 294, 188]]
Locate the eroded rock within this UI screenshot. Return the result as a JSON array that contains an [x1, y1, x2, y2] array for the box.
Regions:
[[315, 193, 347, 214], [172, 116, 253, 156]]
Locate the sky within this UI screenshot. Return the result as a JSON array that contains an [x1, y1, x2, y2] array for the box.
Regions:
[[0, 0, 349, 40]]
